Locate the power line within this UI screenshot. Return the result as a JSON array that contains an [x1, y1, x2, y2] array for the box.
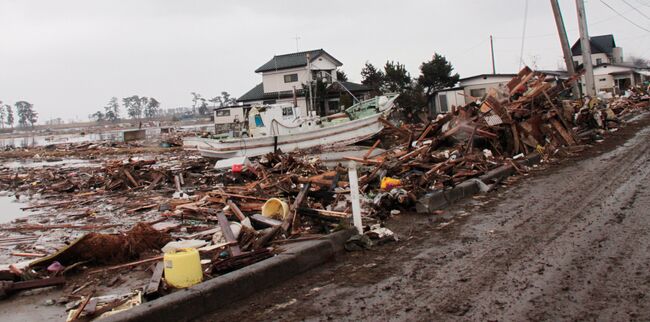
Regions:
[[492, 8, 636, 40], [600, 0, 650, 32], [622, 0, 650, 20]]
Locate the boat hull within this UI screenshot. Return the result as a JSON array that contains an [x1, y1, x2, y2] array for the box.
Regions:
[[196, 113, 384, 159]]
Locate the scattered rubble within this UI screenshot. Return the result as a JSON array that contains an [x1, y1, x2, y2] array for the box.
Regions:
[[0, 67, 648, 320]]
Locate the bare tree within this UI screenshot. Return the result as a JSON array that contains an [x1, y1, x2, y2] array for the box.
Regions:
[[15, 101, 37, 127], [629, 56, 650, 68], [104, 97, 120, 122], [5, 105, 14, 128], [144, 97, 160, 118], [0, 102, 5, 128]]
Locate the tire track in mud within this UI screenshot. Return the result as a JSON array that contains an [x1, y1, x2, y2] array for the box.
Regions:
[[424, 126, 650, 321]]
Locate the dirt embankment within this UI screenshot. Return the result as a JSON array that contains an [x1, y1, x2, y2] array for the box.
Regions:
[[201, 114, 650, 321]]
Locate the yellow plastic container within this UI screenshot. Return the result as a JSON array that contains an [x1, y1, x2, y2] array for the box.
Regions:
[[163, 248, 203, 288], [262, 198, 289, 220], [380, 177, 402, 190]]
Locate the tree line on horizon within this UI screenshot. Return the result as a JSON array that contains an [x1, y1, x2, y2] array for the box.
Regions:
[[0, 100, 38, 128], [90, 91, 237, 123]]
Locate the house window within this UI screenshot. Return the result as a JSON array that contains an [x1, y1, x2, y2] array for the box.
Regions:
[[470, 88, 486, 98], [438, 94, 448, 113], [282, 106, 294, 116], [284, 74, 298, 83], [596, 58, 603, 65], [215, 109, 231, 117]]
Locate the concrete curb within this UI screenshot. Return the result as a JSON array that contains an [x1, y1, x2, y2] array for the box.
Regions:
[[102, 228, 356, 322], [416, 153, 542, 213]]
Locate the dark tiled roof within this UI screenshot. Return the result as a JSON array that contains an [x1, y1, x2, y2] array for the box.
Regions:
[[254, 49, 343, 73], [237, 82, 264, 102], [571, 34, 616, 56]]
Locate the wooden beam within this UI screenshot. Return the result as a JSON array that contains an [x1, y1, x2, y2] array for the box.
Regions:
[[216, 212, 242, 256], [123, 169, 140, 187], [282, 183, 310, 233]]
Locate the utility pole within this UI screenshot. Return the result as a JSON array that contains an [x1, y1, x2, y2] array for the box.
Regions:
[[575, 0, 596, 96], [490, 35, 496, 75], [550, 0, 581, 98]]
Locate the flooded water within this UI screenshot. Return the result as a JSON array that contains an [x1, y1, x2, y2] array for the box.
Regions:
[[1, 158, 100, 169], [0, 132, 119, 148], [0, 123, 213, 148], [0, 193, 31, 224]]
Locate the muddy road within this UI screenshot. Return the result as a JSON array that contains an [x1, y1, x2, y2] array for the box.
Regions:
[[202, 114, 650, 322]]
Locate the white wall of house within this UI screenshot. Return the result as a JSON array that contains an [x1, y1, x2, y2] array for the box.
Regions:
[[594, 74, 615, 91], [460, 76, 512, 100], [582, 65, 638, 93], [573, 53, 610, 66], [214, 107, 245, 125], [262, 67, 311, 93], [310, 55, 339, 71]]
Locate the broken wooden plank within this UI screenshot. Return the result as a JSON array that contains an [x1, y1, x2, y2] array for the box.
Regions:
[[550, 118, 576, 146], [123, 169, 140, 187], [281, 183, 310, 233], [145, 262, 164, 296], [216, 212, 242, 256]]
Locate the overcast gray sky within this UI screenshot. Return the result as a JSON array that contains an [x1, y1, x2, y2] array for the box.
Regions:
[[1, 0, 650, 122]]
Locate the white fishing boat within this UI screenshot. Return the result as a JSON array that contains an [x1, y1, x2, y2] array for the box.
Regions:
[[188, 94, 398, 159]]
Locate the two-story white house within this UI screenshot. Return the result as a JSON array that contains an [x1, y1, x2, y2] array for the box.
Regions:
[[571, 34, 649, 94], [237, 49, 370, 116], [212, 49, 371, 134]]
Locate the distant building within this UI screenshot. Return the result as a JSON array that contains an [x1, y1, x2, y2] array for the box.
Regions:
[[571, 34, 650, 94], [237, 49, 370, 116], [428, 71, 570, 115], [591, 63, 650, 94]]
